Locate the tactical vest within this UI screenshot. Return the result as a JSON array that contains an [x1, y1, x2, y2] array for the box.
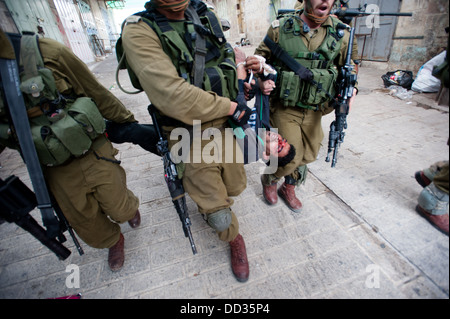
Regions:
[[274, 13, 346, 109], [116, 0, 238, 102], [0, 33, 105, 166]]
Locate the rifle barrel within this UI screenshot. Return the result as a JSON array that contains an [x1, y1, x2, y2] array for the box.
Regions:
[[343, 11, 413, 17], [277, 9, 413, 17], [17, 214, 71, 260]]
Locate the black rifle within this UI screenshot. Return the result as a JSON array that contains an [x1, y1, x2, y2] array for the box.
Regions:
[[331, 4, 413, 24], [278, 4, 413, 22], [0, 33, 83, 258], [325, 27, 357, 167], [0, 176, 72, 260], [148, 104, 197, 255]]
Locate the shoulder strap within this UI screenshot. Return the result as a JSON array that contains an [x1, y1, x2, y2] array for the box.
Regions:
[[20, 34, 44, 81], [185, 4, 206, 88]]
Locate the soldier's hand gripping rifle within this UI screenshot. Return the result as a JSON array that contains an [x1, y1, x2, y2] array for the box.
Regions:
[[148, 104, 197, 255], [325, 26, 357, 168]]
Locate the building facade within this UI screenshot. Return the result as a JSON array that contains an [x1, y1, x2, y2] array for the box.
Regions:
[[1, 0, 122, 64], [210, 0, 448, 74], [1, 0, 448, 73]]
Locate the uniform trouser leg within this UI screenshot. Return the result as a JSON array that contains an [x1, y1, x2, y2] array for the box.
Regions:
[[44, 140, 139, 249], [434, 139, 450, 194], [182, 132, 247, 242], [433, 162, 449, 194], [265, 106, 323, 184]]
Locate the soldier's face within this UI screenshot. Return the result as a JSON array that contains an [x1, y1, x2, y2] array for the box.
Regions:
[[153, 0, 190, 12], [306, 0, 335, 16]]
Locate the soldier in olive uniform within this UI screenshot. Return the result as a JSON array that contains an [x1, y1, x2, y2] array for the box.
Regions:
[[0, 29, 140, 271], [246, 0, 357, 212], [295, 0, 360, 71], [121, 0, 253, 282]]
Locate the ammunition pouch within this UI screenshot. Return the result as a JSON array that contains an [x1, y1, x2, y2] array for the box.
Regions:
[[204, 59, 238, 99], [278, 66, 338, 109], [20, 68, 59, 106], [31, 97, 105, 166], [274, 13, 345, 110]]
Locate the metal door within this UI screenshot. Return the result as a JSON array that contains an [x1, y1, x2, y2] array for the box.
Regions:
[[76, 0, 97, 36], [5, 0, 64, 43], [100, 6, 115, 43], [350, 0, 401, 61], [76, 0, 104, 57], [53, 0, 94, 64]]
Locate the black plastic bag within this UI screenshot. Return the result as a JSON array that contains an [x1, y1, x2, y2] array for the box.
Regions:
[[381, 70, 414, 89]]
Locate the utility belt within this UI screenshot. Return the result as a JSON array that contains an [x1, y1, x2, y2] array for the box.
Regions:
[[277, 64, 338, 110], [30, 97, 106, 167]]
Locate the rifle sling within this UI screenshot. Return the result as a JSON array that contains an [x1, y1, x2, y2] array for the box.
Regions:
[[185, 5, 207, 89], [0, 56, 60, 239], [263, 35, 314, 82]]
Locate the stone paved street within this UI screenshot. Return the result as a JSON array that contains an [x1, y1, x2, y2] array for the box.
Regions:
[[0, 46, 448, 301]]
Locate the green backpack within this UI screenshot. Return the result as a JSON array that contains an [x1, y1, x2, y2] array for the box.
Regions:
[[115, 0, 239, 101]]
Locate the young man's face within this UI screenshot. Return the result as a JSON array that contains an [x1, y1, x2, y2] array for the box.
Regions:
[[265, 131, 291, 159]]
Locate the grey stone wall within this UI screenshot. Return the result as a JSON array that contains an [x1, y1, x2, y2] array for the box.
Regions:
[[389, 0, 449, 74]]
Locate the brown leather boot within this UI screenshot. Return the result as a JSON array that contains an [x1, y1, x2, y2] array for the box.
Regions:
[[229, 234, 249, 282], [108, 233, 125, 271], [128, 209, 141, 228], [278, 182, 303, 213]]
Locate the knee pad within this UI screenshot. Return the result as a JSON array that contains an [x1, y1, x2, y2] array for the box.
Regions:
[[206, 208, 232, 232]]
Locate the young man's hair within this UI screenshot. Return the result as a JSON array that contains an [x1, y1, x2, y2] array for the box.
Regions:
[[266, 144, 296, 168], [278, 144, 296, 167]]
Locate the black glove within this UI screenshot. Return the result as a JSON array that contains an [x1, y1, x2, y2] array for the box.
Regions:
[[230, 97, 252, 126], [105, 121, 159, 155], [230, 80, 252, 126]]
